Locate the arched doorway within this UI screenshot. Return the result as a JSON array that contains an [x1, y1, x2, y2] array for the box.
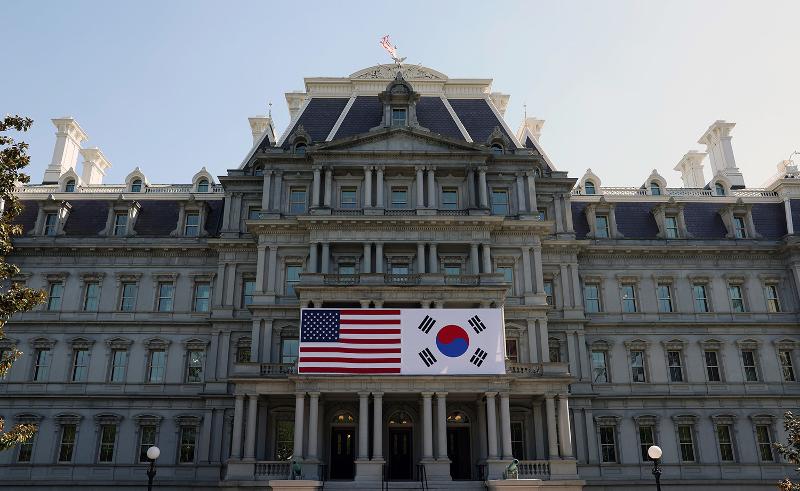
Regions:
[[387, 410, 414, 480], [447, 410, 472, 480], [329, 411, 356, 480]]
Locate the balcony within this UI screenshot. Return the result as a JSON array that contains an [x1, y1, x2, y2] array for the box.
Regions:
[[255, 361, 564, 379], [303, 272, 508, 288]]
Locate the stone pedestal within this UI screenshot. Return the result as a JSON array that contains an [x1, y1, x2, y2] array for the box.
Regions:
[[364, 208, 385, 215], [354, 459, 384, 480], [421, 458, 452, 481], [486, 479, 584, 491], [225, 460, 255, 480], [301, 460, 321, 480], [268, 480, 322, 491], [485, 458, 513, 480], [548, 459, 580, 480]]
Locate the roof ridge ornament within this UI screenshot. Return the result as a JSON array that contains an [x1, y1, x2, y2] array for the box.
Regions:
[[380, 35, 406, 67]]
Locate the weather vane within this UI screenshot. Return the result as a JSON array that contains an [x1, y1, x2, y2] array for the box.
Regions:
[[380, 35, 406, 66]]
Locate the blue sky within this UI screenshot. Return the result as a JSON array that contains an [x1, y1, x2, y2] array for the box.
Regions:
[[3, 0, 799, 188]]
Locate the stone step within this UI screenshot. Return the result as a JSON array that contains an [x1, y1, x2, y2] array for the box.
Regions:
[[320, 481, 487, 491]]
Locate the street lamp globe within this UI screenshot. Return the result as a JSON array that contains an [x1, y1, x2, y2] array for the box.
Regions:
[[146, 446, 161, 460], [647, 445, 662, 460]]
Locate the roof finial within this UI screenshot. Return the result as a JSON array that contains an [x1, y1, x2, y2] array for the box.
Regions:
[[268, 102, 272, 119], [380, 35, 406, 67], [523, 103, 527, 120]]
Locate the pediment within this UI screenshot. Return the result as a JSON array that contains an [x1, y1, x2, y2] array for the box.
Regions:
[[316, 127, 483, 153]]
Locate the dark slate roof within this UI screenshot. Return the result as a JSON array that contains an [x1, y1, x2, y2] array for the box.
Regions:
[[16, 200, 39, 235], [448, 99, 513, 144], [682, 203, 729, 239], [752, 203, 787, 239], [205, 200, 224, 235], [524, 136, 535, 148], [282, 98, 350, 148], [416, 97, 463, 140], [133, 201, 180, 236], [572, 202, 590, 239], [614, 203, 660, 238], [791, 200, 800, 233], [62, 201, 109, 236], [334, 96, 382, 139]]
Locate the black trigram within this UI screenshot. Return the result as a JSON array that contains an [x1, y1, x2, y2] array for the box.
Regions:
[[468, 315, 487, 334], [470, 348, 488, 367], [417, 315, 436, 334], [419, 347, 438, 367]]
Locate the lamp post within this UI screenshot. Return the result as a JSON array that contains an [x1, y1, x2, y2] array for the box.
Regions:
[[146, 446, 161, 491], [647, 445, 662, 491]]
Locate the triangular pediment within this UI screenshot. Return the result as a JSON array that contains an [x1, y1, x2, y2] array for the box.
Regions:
[[316, 127, 485, 153]]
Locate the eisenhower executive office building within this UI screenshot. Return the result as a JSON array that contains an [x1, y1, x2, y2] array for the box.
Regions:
[[0, 63, 798, 491]]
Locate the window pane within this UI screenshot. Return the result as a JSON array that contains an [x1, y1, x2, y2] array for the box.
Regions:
[[193, 282, 210, 312], [667, 351, 684, 382], [678, 425, 695, 462], [639, 425, 655, 461], [17, 426, 36, 462], [58, 424, 76, 462], [391, 108, 407, 126], [756, 425, 774, 461], [179, 426, 197, 463], [186, 350, 204, 382], [281, 339, 299, 364], [592, 351, 608, 382], [286, 265, 302, 296], [71, 349, 90, 382], [157, 283, 174, 312], [694, 284, 709, 312], [742, 350, 758, 382], [138, 425, 157, 463], [98, 424, 116, 462], [505, 339, 519, 362], [148, 350, 166, 383], [729, 285, 745, 312], [47, 282, 63, 310], [717, 425, 734, 462], [33, 349, 50, 381], [630, 350, 646, 382], [83, 282, 100, 311], [584, 284, 600, 313], [491, 190, 509, 215], [779, 350, 796, 381], [113, 213, 128, 236], [511, 421, 526, 459], [184, 213, 200, 236], [600, 426, 617, 462], [275, 420, 294, 460], [705, 351, 721, 381], [665, 216, 678, 238], [441, 189, 458, 209], [289, 188, 307, 214], [110, 349, 128, 383], [120, 282, 137, 311], [657, 284, 673, 312], [44, 213, 58, 235], [242, 279, 255, 306], [391, 188, 408, 207], [622, 284, 637, 313], [595, 216, 609, 238], [340, 188, 357, 208]]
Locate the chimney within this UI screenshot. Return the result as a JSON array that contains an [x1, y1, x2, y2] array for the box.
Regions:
[[42, 117, 88, 184], [489, 92, 510, 117], [697, 120, 745, 188], [248, 116, 275, 146], [674, 150, 707, 188], [78, 147, 112, 185]]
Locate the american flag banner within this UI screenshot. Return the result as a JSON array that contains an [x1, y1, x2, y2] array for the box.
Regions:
[[299, 308, 505, 375]]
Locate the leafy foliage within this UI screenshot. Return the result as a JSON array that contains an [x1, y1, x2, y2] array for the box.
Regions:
[[0, 115, 47, 450], [775, 411, 800, 490]]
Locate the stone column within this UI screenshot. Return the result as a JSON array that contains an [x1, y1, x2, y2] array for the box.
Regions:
[[364, 166, 373, 208], [521, 247, 533, 293], [478, 167, 488, 208], [376, 167, 384, 208], [323, 168, 333, 208], [557, 394, 573, 458], [245, 394, 258, 460], [527, 319, 540, 363], [499, 393, 513, 459], [375, 243, 383, 273], [563, 194, 574, 231], [358, 392, 370, 459], [293, 393, 305, 459], [231, 394, 244, 459], [312, 166, 321, 207], [307, 392, 320, 460], [250, 319, 261, 363], [416, 166, 425, 208], [308, 243, 318, 274], [266, 245, 278, 293], [373, 392, 383, 460], [263, 319, 273, 363], [516, 173, 527, 213], [545, 395, 558, 458], [470, 243, 480, 275], [363, 243, 372, 274], [428, 243, 438, 273], [532, 399, 545, 459], [532, 239, 545, 294], [485, 392, 499, 459], [526, 171, 538, 212], [321, 242, 330, 274], [255, 244, 267, 293], [417, 243, 426, 274], [481, 244, 492, 274], [436, 392, 448, 459], [272, 171, 282, 212], [422, 392, 434, 459], [477, 396, 488, 460], [427, 166, 436, 208], [467, 168, 476, 208], [785, 197, 795, 234], [262, 170, 272, 210]]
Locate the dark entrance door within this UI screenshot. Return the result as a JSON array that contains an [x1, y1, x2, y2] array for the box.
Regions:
[[447, 427, 471, 480], [388, 427, 413, 480], [330, 427, 355, 480]]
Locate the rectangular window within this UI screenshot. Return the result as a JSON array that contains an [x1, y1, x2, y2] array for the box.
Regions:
[[497, 266, 514, 287], [193, 282, 211, 312], [537, 207, 547, 221], [236, 343, 251, 363], [47, 281, 64, 311], [705, 350, 722, 382], [741, 350, 759, 382], [178, 426, 197, 463], [621, 284, 637, 313], [638, 425, 655, 461], [110, 349, 128, 383], [157, 282, 174, 312], [120, 282, 137, 311], [678, 425, 696, 462], [765, 285, 781, 312], [657, 284, 673, 312], [184, 212, 200, 236], [584, 283, 601, 313], [275, 419, 294, 460], [443, 264, 461, 276], [667, 350, 684, 382], [391, 187, 408, 208], [592, 351, 608, 383], [665, 216, 678, 238], [511, 421, 526, 460], [44, 213, 58, 236], [733, 216, 747, 238], [248, 207, 260, 220], [33, 348, 50, 382], [729, 284, 745, 312], [281, 339, 299, 364], [98, 424, 117, 463], [340, 187, 357, 209], [242, 279, 255, 307], [506, 338, 519, 363], [285, 265, 302, 297], [693, 284, 709, 312], [58, 424, 77, 462], [138, 425, 157, 463], [289, 187, 307, 214], [779, 350, 796, 382], [600, 426, 617, 463], [441, 188, 458, 209], [491, 189, 509, 215], [390, 264, 409, 275], [71, 349, 90, 382], [113, 212, 128, 236], [756, 425, 774, 461], [339, 263, 356, 275], [549, 342, 562, 363], [147, 350, 166, 383], [185, 350, 204, 383], [17, 426, 36, 462], [544, 280, 554, 306], [630, 350, 646, 383], [83, 282, 100, 311], [716, 424, 735, 462], [595, 215, 610, 238], [391, 107, 407, 126]]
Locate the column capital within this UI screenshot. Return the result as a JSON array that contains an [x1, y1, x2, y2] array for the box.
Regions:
[[364, 165, 375, 171], [544, 393, 557, 400], [498, 392, 510, 399], [371, 391, 384, 398], [312, 164, 323, 171], [415, 165, 425, 172], [477, 165, 488, 173], [426, 165, 437, 171], [308, 391, 321, 398], [515, 171, 525, 178], [248, 393, 260, 400], [435, 391, 448, 398], [485, 391, 498, 398], [421, 391, 434, 398], [357, 391, 371, 398], [295, 391, 306, 398], [235, 394, 245, 401]]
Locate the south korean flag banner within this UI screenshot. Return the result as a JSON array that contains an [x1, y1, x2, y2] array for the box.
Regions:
[[401, 308, 506, 375]]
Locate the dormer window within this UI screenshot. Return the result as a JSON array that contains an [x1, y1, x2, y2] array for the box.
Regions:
[[733, 216, 747, 238], [491, 144, 503, 155], [44, 213, 58, 236], [131, 179, 142, 193], [715, 183, 725, 196], [294, 143, 307, 155], [650, 182, 662, 195], [391, 108, 407, 127], [113, 213, 129, 236], [585, 181, 596, 195], [184, 213, 200, 236], [197, 179, 209, 193], [253, 165, 264, 177], [65, 180, 76, 193]]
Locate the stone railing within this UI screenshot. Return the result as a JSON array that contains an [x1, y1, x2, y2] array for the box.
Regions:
[[301, 272, 508, 289], [323, 274, 360, 286], [571, 187, 778, 198], [254, 460, 291, 479], [506, 362, 543, 377], [444, 274, 480, 286], [384, 273, 422, 285], [260, 363, 297, 376], [331, 209, 364, 216], [517, 460, 551, 479], [437, 209, 470, 216], [385, 209, 416, 216], [15, 184, 224, 194]]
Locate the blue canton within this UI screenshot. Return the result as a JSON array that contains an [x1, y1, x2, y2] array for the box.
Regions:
[[301, 310, 340, 342]]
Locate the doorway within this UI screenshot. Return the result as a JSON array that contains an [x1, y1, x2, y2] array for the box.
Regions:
[[329, 427, 355, 480], [388, 427, 413, 480], [447, 426, 472, 480]]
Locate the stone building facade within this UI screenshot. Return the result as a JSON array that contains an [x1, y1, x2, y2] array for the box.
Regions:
[[0, 64, 797, 490]]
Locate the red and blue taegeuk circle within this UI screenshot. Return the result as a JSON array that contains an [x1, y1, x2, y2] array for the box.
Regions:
[[436, 324, 470, 358]]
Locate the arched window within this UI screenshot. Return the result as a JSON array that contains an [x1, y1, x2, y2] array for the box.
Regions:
[[534, 168, 541, 178], [65, 180, 76, 192], [388, 411, 413, 426], [446, 411, 470, 424], [253, 165, 264, 177], [332, 412, 355, 424], [131, 179, 142, 192], [294, 143, 306, 155], [650, 182, 661, 195], [584, 181, 596, 195], [715, 183, 725, 196], [197, 179, 209, 193], [490, 144, 503, 155]]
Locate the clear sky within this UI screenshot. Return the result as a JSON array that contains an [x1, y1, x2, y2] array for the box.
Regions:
[[3, 0, 799, 188]]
